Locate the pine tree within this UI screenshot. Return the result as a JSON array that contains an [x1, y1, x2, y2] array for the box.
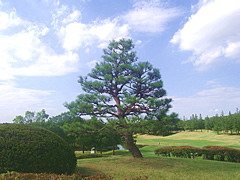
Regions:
[[65, 39, 172, 158]]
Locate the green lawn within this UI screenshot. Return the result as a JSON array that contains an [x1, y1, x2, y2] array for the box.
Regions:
[[137, 130, 240, 148], [77, 155, 240, 179], [77, 131, 240, 179]]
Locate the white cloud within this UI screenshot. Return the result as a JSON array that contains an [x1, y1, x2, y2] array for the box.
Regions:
[[51, 4, 68, 29], [13, 51, 79, 77], [205, 79, 221, 88], [60, 18, 129, 51], [60, 22, 90, 50], [0, 9, 22, 30], [0, 84, 53, 107], [225, 42, 240, 59], [122, 0, 180, 33], [0, 29, 80, 78], [62, 10, 81, 24], [97, 42, 109, 49], [135, 40, 142, 45], [0, 0, 182, 82], [171, 85, 240, 118], [87, 60, 99, 68], [90, 19, 129, 41], [0, 6, 80, 80], [171, 0, 240, 70], [0, 84, 54, 123], [0, 31, 39, 61], [54, 0, 180, 51], [85, 48, 90, 53], [41, 27, 49, 36]]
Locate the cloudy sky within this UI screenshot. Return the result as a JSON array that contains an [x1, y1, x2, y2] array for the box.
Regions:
[[1, 0, 240, 123]]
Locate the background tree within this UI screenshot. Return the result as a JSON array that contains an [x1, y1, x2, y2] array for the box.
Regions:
[[198, 114, 205, 132], [213, 114, 222, 134], [25, 111, 35, 124], [204, 116, 211, 132], [35, 109, 49, 123], [176, 119, 185, 132], [64, 117, 105, 153], [146, 111, 180, 136], [13, 115, 25, 124], [63, 117, 122, 154], [12, 110, 80, 146], [13, 110, 48, 125], [233, 113, 240, 134], [42, 112, 83, 145], [65, 39, 172, 158]]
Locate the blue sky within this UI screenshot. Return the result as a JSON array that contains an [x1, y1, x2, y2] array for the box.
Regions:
[[1, 0, 240, 123]]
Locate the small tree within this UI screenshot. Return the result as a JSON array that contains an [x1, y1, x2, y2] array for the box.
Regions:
[[13, 109, 49, 125], [198, 114, 205, 132], [25, 111, 35, 124], [233, 113, 240, 134], [35, 109, 49, 123], [213, 114, 222, 134], [13, 115, 25, 124], [65, 39, 172, 158]]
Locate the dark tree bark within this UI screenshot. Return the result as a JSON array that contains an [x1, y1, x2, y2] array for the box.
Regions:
[[125, 134, 142, 158], [112, 146, 115, 155]]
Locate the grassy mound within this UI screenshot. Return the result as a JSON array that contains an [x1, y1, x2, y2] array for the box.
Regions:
[[0, 124, 76, 174]]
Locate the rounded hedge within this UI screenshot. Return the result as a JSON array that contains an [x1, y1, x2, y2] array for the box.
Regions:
[[0, 124, 76, 174]]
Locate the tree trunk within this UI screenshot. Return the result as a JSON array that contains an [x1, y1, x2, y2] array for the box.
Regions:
[[125, 134, 143, 158], [112, 146, 115, 155]]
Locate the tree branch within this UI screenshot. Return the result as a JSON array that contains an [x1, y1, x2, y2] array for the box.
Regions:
[[86, 127, 105, 134]]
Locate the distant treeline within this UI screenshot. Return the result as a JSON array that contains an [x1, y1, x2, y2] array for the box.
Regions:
[[11, 110, 122, 153], [177, 109, 240, 134], [9, 108, 240, 152]]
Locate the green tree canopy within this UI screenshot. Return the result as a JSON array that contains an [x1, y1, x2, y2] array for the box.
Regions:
[[65, 39, 172, 158], [13, 109, 48, 124]]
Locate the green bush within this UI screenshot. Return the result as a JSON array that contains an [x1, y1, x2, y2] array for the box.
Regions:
[[154, 146, 173, 157], [155, 145, 240, 163], [154, 146, 202, 159], [0, 124, 76, 174], [202, 146, 240, 162], [0, 171, 114, 180]]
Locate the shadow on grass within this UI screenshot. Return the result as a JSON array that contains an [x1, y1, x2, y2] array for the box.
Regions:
[[75, 165, 104, 178]]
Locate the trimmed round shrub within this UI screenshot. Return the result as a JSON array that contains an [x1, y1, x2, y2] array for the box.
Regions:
[[0, 124, 76, 174]]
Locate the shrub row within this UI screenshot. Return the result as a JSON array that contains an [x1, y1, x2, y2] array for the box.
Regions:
[[0, 171, 113, 180], [154, 146, 202, 159], [0, 171, 148, 180], [202, 146, 240, 162], [154, 146, 240, 163]]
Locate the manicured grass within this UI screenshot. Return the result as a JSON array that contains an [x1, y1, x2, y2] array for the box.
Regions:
[[135, 130, 240, 158], [77, 155, 240, 179], [137, 130, 240, 149], [77, 131, 240, 179]]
